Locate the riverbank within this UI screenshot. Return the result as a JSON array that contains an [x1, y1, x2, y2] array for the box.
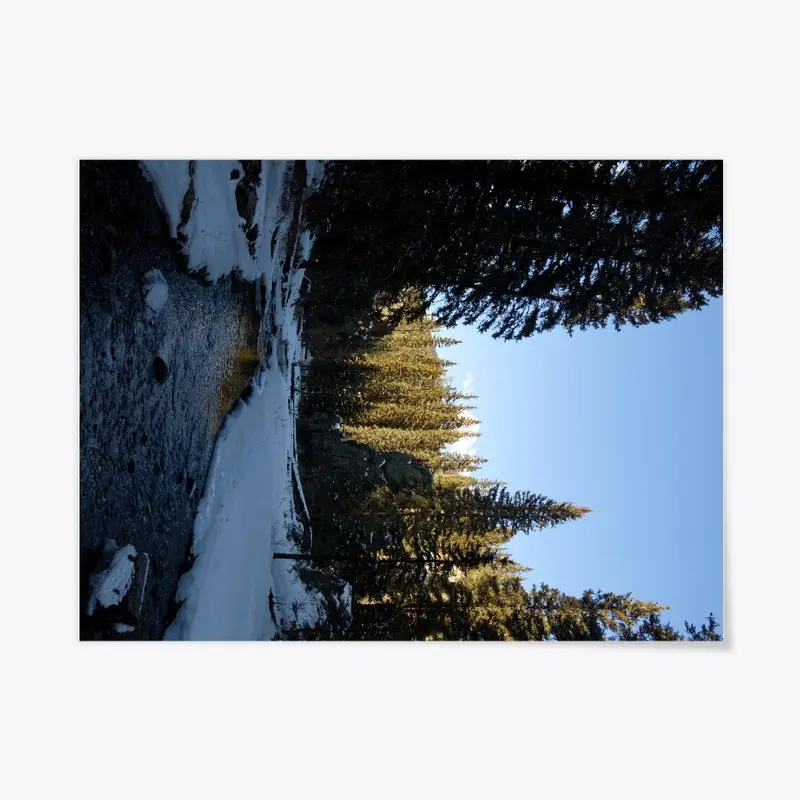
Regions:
[[79, 160, 318, 639]]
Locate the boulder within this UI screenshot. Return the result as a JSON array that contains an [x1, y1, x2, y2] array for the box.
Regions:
[[383, 451, 434, 492], [299, 423, 433, 496], [143, 269, 169, 313], [85, 540, 150, 633], [86, 541, 137, 616]]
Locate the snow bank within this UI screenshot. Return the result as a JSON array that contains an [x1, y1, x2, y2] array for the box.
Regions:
[[164, 297, 319, 639], [139, 160, 299, 284], [164, 366, 291, 640], [138, 161, 190, 239], [87, 544, 137, 616], [156, 159, 331, 640], [182, 160, 260, 280], [269, 559, 353, 634]]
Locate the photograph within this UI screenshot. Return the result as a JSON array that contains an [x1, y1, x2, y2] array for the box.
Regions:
[[79, 159, 722, 641]]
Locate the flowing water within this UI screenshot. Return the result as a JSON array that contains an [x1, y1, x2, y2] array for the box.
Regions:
[[79, 162, 262, 639]]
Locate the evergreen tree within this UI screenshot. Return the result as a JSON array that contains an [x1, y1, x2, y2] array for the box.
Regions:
[[427, 452, 488, 474], [618, 612, 722, 641], [683, 613, 722, 641], [526, 584, 668, 640], [354, 401, 477, 431], [342, 424, 479, 456], [526, 585, 722, 641], [459, 562, 533, 640], [616, 612, 683, 641], [307, 160, 722, 340]]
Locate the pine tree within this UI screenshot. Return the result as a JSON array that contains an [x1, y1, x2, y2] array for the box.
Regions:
[[527, 584, 670, 640], [448, 485, 590, 537], [307, 160, 723, 340], [427, 452, 488, 474], [342, 425, 479, 456], [434, 473, 481, 489], [683, 613, 722, 641], [354, 401, 477, 431], [617, 611, 722, 641], [458, 562, 534, 640]]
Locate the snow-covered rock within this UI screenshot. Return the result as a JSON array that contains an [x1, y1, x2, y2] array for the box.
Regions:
[[113, 623, 136, 634], [87, 543, 138, 616], [143, 269, 169, 313]]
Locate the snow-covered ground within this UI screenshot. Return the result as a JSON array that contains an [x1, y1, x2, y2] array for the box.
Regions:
[[140, 160, 342, 640], [140, 160, 289, 281]]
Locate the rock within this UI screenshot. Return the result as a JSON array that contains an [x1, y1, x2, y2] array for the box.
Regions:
[[143, 269, 169, 313], [113, 622, 136, 634], [153, 356, 169, 384], [344, 441, 375, 462], [300, 424, 433, 495], [241, 160, 262, 186], [235, 181, 258, 228], [300, 412, 343, 433], [84, 544, 149, 634], [297, 419, 436, 580], [86, 542, 137, 616], [383, 451, 434, 492]]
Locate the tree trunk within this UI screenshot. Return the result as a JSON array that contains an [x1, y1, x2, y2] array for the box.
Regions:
[[272, 552, 314, 561]]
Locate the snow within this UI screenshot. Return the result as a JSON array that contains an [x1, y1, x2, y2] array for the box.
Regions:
[[138, 161, 190, 239], [298, 230, 315, 262], [153, 159, 340, 640], [182, 160, 260, 280], [113, 623, 136, 634], [291, 457, 311, 529], [87, 544, 137, 616], [165, 353, 295, 640], [143, 269, 168, 312], [164, 306, 336, 639], [339, 582, 352, 617], [269, 559, 353, 633], [306, 159, 326, 188], [139, 160, 298, 284]]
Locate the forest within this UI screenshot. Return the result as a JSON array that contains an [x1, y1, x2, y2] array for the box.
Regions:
[[289, 160, 722, 641]]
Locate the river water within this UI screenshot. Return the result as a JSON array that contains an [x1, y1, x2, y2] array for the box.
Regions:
[[79, 162, 262, 639]]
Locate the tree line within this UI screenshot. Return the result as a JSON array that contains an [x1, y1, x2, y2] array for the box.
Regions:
[[291, 160, 722, 640]]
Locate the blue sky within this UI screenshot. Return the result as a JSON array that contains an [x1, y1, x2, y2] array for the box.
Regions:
[[442, 298, 723, 633]]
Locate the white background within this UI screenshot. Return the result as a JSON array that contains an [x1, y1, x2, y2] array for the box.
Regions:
[[1, 1, 797, 798]]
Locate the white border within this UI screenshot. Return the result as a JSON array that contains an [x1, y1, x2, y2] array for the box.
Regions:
[[2, 1, 798, 798]]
